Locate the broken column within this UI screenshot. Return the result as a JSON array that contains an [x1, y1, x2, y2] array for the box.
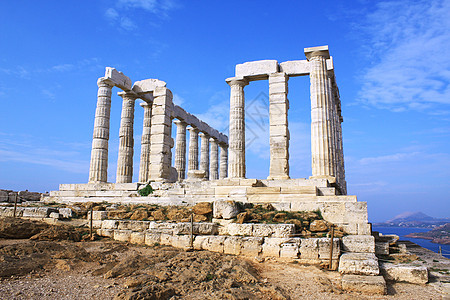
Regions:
[[199, 132, 210, 179], [268, 72, 290, 180], [116, 91, 137, 183], [305, 46, 336, 180], [226, 77, 248, 179], [149, 87, 173, 181], [138, 101, 152, 183], [219, 143, 228, 179], [187, 126, 199, 172], [89, 78, 113, 183], [210, 138, 219, 180], [174, 120, 187, 181]]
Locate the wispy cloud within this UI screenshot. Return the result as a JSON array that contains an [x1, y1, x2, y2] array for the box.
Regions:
[[359, 151, 420, 165], [357, 0, 450, 113]]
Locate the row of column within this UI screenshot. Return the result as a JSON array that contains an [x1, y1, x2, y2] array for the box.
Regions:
[[89, 80, 228, 184]]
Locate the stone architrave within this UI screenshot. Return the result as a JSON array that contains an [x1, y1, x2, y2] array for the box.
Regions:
[[268, 72, 290, 180], [89, 79, 114, 183], [199, 132, 210, 179], [305, 46, 336, 180], [226, 77, 248, 178], [116, 91, 137, 183], [187, 127, 199, 172], [174, 120, 187, 181], [219, 143, 228, 179], [209, 138, 219, 180], [148, 87, 173, 181], [139, 101, 152, 183]]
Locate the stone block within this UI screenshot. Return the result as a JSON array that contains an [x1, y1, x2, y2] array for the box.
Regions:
[[375, 241, 389, 255], [88, 211, 107, 221], [273, 224, 296, 238], [145, 232, 161, 246], [235, 60, 278, 79], [171, 235, 192, 250], [203, 236, 226, 253], [160, 233, 173, 246], [130, 232, 146, 244], [193, 235, 209, 250], [117, 221, 132, 230], [58, 208, 73, 219], [130, 221, 150, 231], [376, 234, 399, 245], [341, 235, 375, 253], [101, 229, 115, 238], [300, 238, 319, 259], [213, 200, 240, 219], [357, 223, 372, 235], [101, 220, 118, 229], [149, 222, 176, 234], [280, 243, 299, 259], [223, 236, 242, 255], [240, 237, 263, 257], [339, 253, 379, 276], [104, 67, 132, 90], [261, 238, 291, 257], [279, 60, 310, 76], [227, 223, 253, 236], [132, 79, 166, 93], [173, 222, 218, 235], [114, 230, 132, 242], [317, 238, 340, 260], [341, 275, 386, 295], [23, 207, 57, 218], [49, 212, 60, 219], [380, 263, 428, 284]]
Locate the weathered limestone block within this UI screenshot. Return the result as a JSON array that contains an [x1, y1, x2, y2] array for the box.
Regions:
[[376, 234, 399, 245], [23, 207, 58, 218], [114, 230, 132, 242], [341, 235, 375, 253], [171, 235, 192, 250], [317, 238, 340, 260], [261, 238, 291, 257], [240, 237, 264, 257], [117, 220, 132, 230], [339, 253, 379, 276], [279, 60, 310, 76], [58, 208, 73, 219], [203, 236, 226, 253], [130, 232, 146, 244], [226, 223, 253, 236], [49, 212, 60, 219], [130, 221, 151, 231], [280, 243, 299, 259], [145, 232, 161, 246], [252, 224, 295, 238], [300, 238, 319, 259], [100, 229, 115, 238], [375, 241, 390, 255], [160, 233, 173, 246], [235, 60, 278, 79], [193, 235, 209, 250], [341, 275, 387, 295], [87, 210, 107, 221], [213, 200, 240, 219], [132, 78, 166, 93], [104, 67, 132, 90], [380, 263, 428, 284], [101, 220, 118, 229], [173, 223, 218, 235], [149, 222, 176, 234], [224, 236, 242, 255]]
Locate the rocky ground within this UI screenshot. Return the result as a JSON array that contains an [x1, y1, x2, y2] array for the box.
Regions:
[[0, 218, 448, 299]]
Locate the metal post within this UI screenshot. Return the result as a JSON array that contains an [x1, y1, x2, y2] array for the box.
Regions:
[[90, 207, 94, 240], [13, 194, 18, 218], [189, 214, 194, 250], [329, 226, 335, 270]]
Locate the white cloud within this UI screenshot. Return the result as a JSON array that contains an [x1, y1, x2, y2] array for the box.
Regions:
[[172, 93, 185, 106], [359, 151, 420, 165], [357, 0, 450, 113], [105, 8, 119, 21], [119, 17, 137, 31]]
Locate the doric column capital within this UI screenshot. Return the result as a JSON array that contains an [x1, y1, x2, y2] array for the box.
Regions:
[[226, 77, 249, 87], [209, 137, 218, 144], [139, 101, 151, 108], [118, 90, 138, 100], [97, 78, 114, 88], [174, 119, 187, 127], [187, 126, 199, 133], [304, 45, 330, 60], [199, 132, 210, 139]]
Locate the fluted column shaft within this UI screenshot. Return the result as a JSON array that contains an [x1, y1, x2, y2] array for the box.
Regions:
[[226, 78, 248, 178], [116, 92, 136, 183], [219, 143, 228, 179], [174, 120, 187, 181], [139, 101, 152, 182], [308, 54, 336, 178], [187, 127, 199, 171], [89, 79, 113, 183], [199, 132, 210, 179], [209, 138, 219, 180]]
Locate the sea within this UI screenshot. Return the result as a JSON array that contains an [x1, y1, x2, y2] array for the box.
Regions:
[[373, 226, 450, 259]]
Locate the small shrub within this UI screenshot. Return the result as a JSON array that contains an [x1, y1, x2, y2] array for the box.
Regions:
[[138, 184, 154, 196]]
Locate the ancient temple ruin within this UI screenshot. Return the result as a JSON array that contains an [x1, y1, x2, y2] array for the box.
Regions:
[[45, 45, 368, 236]]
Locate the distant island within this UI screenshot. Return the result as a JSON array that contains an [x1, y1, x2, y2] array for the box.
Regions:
[[405, 223, 450, 245], [373, 211, 450, 229]]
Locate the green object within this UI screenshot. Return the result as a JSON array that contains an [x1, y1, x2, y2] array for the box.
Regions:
[[138, 184, 154, 196]]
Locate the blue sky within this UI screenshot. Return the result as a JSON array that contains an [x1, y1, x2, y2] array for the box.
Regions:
[[1, 0, 449, 222]]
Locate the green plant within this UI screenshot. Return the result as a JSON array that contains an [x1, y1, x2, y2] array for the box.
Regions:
[[205, 273, 215, 281], [138, 184, 154, 196]]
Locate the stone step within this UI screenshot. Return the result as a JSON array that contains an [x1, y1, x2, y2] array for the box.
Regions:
[[59, 182, 140, 191], [339, 252, 380, 276], [341, 275, 386, 295], [50, 190, 139, 197]]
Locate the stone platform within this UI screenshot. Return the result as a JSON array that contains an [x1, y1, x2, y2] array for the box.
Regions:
[[43, 178, 370, 235]]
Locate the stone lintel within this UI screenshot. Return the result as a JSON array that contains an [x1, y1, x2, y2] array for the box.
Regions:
[[279, 60, 310, 77], [132, 79, 167, 93], [304, 45, 330, 60], [103, 67, 132, 91], [235, 60, 279, 81], [309, 175, 336, 184]]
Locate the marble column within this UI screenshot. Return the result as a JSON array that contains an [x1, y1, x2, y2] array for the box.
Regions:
[[174, 120, 187, 181], [226, 77, 248, 178], [219, 143, 228, 179], [305, 46, 336, 179], [116, 91, 137, 183], [139, 101, 152, 183], [268, 72, 290, 180], [199, 132, 210, 179], [209, 138, 219, 180], [187, 127, 199, 172], [89, 79, 113, 183]]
